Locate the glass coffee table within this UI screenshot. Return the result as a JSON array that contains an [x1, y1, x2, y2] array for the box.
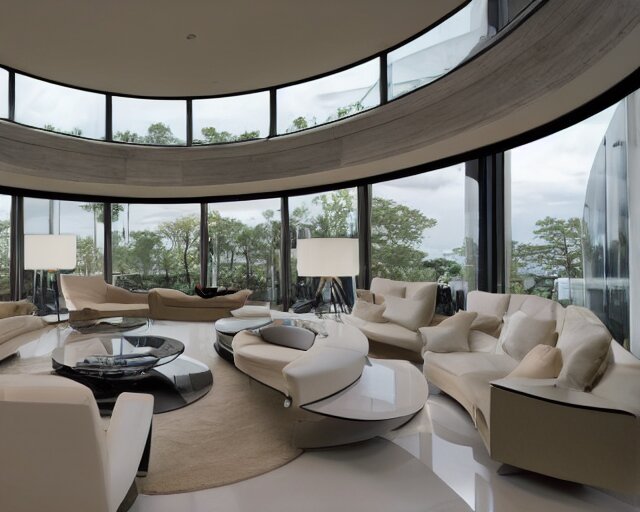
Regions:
[[214, 316, 273, 362], [52, 334, 212, 414]]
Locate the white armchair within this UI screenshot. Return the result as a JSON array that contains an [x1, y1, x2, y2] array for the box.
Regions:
[[0, 374, 154, 512]]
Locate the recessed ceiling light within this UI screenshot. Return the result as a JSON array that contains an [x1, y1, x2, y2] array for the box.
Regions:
[[186, 34, 197, 40]]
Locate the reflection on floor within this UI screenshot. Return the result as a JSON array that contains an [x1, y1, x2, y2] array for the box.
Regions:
[[4, 322, 638, 512]]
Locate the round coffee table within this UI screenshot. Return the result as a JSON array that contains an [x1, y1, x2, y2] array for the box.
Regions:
[[52, 334, 213, 414], [214, 316, 273, 362]]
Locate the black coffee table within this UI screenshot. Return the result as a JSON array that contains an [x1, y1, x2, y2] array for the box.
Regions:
[[52, 335, 213, 414]]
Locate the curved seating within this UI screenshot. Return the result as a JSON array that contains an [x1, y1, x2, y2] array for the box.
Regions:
[[233, 320, 369, 407]]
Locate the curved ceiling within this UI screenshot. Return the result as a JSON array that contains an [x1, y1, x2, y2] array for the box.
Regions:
[[0, 0, 464, 97], [0, 0, 639, 200]]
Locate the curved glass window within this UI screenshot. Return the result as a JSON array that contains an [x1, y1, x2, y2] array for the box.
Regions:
[[111, 203, 200, 292], [371, 166, 474, 293], [0, 195, 10, 300], [14, 74, 106, 138], [289, 188, 358, 308], [193, 92, 269, 144], [387, 0, 489, 100], [112, 97, 186, 145], [277, 59, 380, 134], [0, 68, 8, 119], [207, 198, 281, 305]]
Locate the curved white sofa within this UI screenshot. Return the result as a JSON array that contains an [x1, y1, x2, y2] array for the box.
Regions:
[[233, 320, 369, 407], [423, 291, 640, 494]]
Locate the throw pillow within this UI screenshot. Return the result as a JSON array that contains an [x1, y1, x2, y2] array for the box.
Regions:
[[356, 289, 375, 304], [507, 344, 563, 379], [352, 299, 387, 323], [419, 311, 478, 354], [556, 306, 612, 391], [499, 310, 557, 361], [230, 305, 271, 318], [382, 296, 433, 331], [470, 313, 502, 337], [259, 324, 316, 351]]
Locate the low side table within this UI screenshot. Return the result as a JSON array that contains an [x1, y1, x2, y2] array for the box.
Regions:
[[214, 316, 272, 362]]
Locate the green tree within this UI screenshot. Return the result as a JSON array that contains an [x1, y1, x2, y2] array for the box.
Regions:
[[113, 130, 143, 143], [76, 236, 103, 275], [371, 197, 437, 280], [159, 216, 200, 289], [422, 257, 462, 282], [145, 122, 181, 145], [311, 189, 355, 237], [199, 127, 236, 144], [335, 100, 364, 120]]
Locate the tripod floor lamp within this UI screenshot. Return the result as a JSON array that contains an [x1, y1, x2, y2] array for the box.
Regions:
[[296, 237, 359, 316], [24, 234, 77, 322]]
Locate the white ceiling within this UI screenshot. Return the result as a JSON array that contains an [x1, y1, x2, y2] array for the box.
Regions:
[[0, 0, 464, 97]]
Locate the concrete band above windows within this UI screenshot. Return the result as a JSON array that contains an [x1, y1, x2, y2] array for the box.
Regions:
[[0, 0, 639, 200]]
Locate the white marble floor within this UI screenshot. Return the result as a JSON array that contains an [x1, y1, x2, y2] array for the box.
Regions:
[[4, 321, 639, 512]]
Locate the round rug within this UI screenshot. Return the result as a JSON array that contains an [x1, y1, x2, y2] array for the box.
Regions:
[[0, 325, 303, 495]]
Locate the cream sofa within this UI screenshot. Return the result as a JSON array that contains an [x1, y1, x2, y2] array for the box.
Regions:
[[60, 275, 149, 321], [344, 277, 439, 361], [0, 312, 47, 361], [423, 291, 640, 494], [148, 288, 252, 321]]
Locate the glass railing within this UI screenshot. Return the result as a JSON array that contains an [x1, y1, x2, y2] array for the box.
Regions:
[[0, 0, 535, 146]]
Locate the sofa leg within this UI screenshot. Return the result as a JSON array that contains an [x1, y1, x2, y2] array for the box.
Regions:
[[497, 463, 524, 476]]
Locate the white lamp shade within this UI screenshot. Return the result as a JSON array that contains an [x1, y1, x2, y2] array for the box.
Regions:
[[24, 234, 77, 270], [296, 238, 359, 277]]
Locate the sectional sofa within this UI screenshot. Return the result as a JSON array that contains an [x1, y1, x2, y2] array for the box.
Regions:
[[423, 290, 640, 494]]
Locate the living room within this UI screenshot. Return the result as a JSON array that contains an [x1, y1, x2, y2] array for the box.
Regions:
[[1, 1, 640, 511]]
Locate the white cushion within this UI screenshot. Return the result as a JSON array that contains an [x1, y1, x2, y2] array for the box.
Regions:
[[507, 344, 563, 379], [231, 305, 271, 318], [344, 315, 422, 352], [470, 313, 502, 337], [499, 310, 557, 361], [383, 296, 434, 331], [556, 306, 612, 391], [466, 291, 510, 318], [351, 300, 387, 323], [370, 277, 406, 299], [425, 352, 518, 377], [419, 311, 477, 354], [468, 330, 499, 352]]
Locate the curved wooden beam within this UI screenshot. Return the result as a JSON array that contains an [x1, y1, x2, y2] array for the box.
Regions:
[[0, 0, 639, 199]]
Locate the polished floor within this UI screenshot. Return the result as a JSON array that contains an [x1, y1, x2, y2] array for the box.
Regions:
[[5, 321, 639, 512]]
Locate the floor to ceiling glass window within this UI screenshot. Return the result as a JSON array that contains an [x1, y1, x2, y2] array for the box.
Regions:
[[0, 68, 8, 119], [387, 0, 489, 100], [507, 106, 616, 304], [207, 199, 281, 306], [0, 195, 10, 300], [193, 92, 269, 144], [23, 198, 104, 312], [112, 98, 186, 145], [14, 74, 105, 138], [277, 59, 380, 134], [288, 189, 358, 308], [371, 165, 475, 298], [111, 203, 200, 292]]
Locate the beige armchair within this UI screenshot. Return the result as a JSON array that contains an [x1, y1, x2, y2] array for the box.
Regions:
[[0, 374, 154, 512], [60, 274, 149, 321]]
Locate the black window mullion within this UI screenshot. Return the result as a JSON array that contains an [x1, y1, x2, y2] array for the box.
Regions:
[[269, 89, 277, 137], [105, 94, 113, 141], [186, 99, 193, 146], [8, 71, 15, 121], [103, 202, 112, 283], [379, 54, 388, 105], [280, 196, 291, 309]]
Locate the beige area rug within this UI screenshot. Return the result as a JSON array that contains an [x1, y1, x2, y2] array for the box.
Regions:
[[0, 349, 303, 495]]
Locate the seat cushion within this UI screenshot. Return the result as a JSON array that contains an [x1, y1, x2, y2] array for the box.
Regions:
[[351, 300, 387, 323], [346, 316, 422, 352], [468, 330, 499, 352], [425, 352, 518, 378]]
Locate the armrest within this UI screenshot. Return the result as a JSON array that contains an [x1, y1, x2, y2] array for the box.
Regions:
[[106, 392, 154, 509], [106, 284, 149, 304], [491, 378, 640, 417]]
